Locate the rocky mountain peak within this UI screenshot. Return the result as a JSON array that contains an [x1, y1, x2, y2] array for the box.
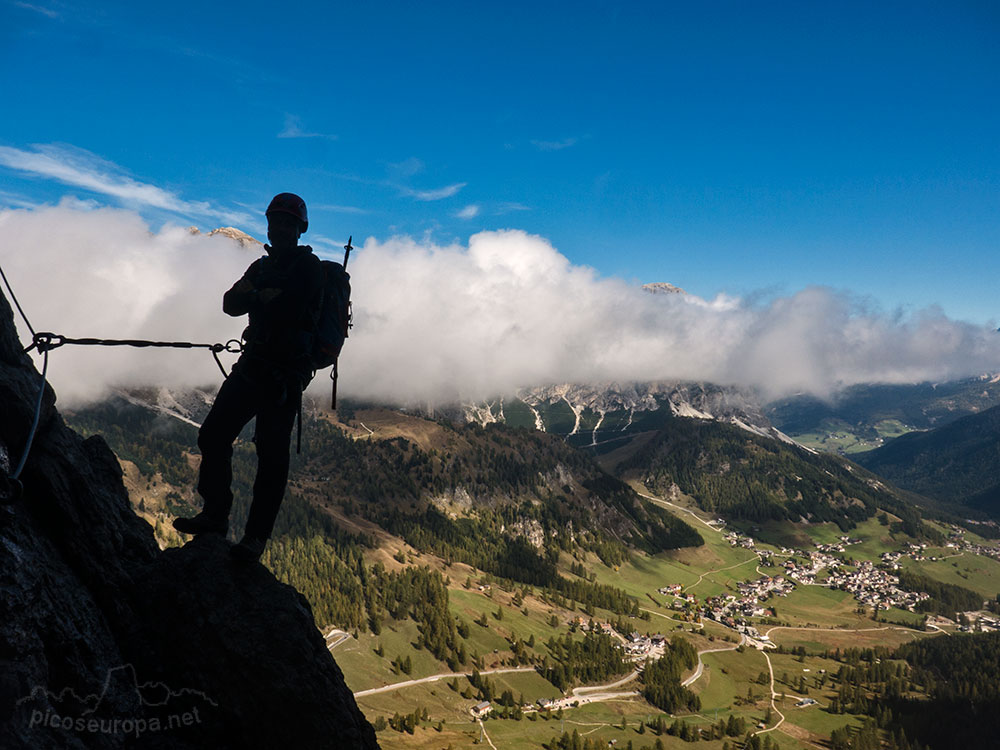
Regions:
[[207, 227, 263, 248], [641, 282, 686, 295], [184, 226, 263, 249]]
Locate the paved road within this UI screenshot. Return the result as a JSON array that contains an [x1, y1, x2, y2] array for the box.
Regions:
[[540, 690, 641, 712], [925, 622, 951, 636], [353, 667, 535, 698], [573, 670, 640, 695], [324, 628, 350, 651], [521, 671, 643, 713]]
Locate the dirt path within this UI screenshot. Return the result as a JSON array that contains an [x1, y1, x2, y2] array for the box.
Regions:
[[756, 649, 786, 735], [477, 718, 498, 750], [763, 624, 916, 638], [635, 490, 720, 533], [684, 555, 759, 592]]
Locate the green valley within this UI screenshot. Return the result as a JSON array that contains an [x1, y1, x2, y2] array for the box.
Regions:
[[62, 392, 1000, 750]]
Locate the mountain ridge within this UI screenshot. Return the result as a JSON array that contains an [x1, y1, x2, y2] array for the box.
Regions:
[[854, 402, 1000, 519]]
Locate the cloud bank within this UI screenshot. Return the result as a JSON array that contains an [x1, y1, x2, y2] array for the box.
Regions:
[[0, 144, 252, 226], [2, 203, 999, 406]]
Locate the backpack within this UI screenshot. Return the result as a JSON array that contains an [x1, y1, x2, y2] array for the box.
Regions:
[[311, 259, 352, 370]]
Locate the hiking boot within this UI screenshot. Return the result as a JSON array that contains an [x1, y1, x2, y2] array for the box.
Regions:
[[172, 512, 228, 536], [230, 535, 267, 563]]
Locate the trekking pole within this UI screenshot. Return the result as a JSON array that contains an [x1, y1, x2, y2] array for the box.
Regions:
[[331, 235, 353, 410]]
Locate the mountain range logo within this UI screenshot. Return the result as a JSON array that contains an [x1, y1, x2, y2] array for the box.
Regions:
[[16, 663, 216, 739]]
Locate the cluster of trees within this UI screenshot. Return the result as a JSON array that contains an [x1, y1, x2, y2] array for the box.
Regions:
[[536, 631, 629, 691], [897, 631, 1000, 704], [544, 736, 776, 750], [806, 647, 919, 747], [542, 730, 616, 750], [773, 637, 1000, 749], [897, 570, 983, 616], [457, 669, 523, 715], [886, 632, 1000, 748], [828, 719, 922, 750], [639, 635, 700, 713], [263, 526, 473, 667], [263, 534, 367, 628], [739, 734, 781, 750], [381, 706, 434, 734]]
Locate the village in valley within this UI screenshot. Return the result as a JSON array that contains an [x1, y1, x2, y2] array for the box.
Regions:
[[644, 524, 1000, 645], [455, 519, 1000, 736]]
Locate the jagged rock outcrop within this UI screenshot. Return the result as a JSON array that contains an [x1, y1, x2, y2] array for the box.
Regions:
[[186, 226, 263, 249], [0, 290, 377, 749], [641, 281, 686, 295]]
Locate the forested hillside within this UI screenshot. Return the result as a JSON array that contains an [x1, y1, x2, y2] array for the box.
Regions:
[[616, 413, 932, 534], [854, 404, 1000, 518], [64, 395, 703, 633], [891, 632, 1000, 749]]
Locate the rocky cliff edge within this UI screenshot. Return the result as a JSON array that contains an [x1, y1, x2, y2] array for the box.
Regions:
[[0, 289, 377, 749]]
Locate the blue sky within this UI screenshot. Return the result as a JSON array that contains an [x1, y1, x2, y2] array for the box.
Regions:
[[2, 0, 998, 323]]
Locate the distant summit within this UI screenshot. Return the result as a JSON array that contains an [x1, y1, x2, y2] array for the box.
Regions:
[[207, 227, 262, 248], [642, 282, 686, 295], [186, 226, 263, 249]]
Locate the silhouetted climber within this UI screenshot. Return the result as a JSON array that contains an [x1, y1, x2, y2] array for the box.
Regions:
[[173, 193, 323, 562]]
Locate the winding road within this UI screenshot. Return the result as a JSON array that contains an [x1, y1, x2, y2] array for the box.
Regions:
[[353, 667, 535, 698], [681, 634, 746, 687], [756, 649, 786, 735]]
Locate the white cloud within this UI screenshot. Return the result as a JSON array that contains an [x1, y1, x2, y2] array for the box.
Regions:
[[455, 205, 480, 219], [400, 183, 467, 201], [13, 1, 60, 18], [496, 202, 530, 214], [312, 204, 370, 215], [0, 144, 252, 226], [4, 205, 1000, 407], [277, 114, 338, 140], [386, 157, 424, 177], [0, 202, 256, 402], [531, 137, 579, 151], [0, 190, 42, 210]]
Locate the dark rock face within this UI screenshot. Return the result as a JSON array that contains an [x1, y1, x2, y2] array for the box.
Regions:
[[0, 290, 377, 749]]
